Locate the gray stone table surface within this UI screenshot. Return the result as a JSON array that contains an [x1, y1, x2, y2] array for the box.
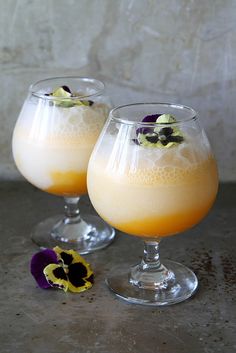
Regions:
[[0, 182, 235, 353]]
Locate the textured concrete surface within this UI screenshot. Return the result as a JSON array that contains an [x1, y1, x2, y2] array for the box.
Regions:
[[0, 181, 235, 353], [0, 0, 236, 181]]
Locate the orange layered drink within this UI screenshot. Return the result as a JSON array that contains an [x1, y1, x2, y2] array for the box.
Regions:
[[88, 115, 218, 238], [87, 103, 219, 305], [12, 77, 115, 253]]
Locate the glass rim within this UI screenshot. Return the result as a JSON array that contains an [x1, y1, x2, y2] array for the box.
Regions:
[[29, 76, 105, 100], [110, 102, 198, 126]]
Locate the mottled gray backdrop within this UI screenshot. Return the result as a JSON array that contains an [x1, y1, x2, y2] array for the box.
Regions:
[[0, 0, 235, 181]]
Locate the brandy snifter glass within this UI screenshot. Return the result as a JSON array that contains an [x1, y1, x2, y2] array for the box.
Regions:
[[12, 76, 115, 254], [87, 103, 218, 305]]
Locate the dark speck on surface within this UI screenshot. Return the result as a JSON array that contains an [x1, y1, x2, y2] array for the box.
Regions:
[[220, 255, 236, 285]]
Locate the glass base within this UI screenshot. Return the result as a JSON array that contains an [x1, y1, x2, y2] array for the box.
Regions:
[[106, 260, 198, 306], [31, 213, 115, 254]]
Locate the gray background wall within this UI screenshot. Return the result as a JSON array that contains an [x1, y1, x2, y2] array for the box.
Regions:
[[0, 0, 235, 181]]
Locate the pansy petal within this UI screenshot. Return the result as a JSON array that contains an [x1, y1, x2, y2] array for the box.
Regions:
[[135, 114, 161, 137], [67, 262, 94, 293], [68, 279, 93, 293], [86, 274, 94, 285], [73, 257, 94, 284], [142, 114, 161, 123], [53, 246, 86, 266], [30, 249, 58, 289], [68, 262, 87, 281], [43, 264, 69, 292], [55, 248, 74, 267]]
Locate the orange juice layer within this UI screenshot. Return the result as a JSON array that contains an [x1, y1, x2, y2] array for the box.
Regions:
[[108, 200, 215, 237], [87, 155, 218, 237], [45, 170, 87, 196]]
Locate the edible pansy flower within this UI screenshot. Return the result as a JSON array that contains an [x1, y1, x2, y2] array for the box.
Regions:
[[30, 248, 58, 289], [46, 86, 94, 108], [136, 114, 161, 136], [30, 246, 94, 293], [136, 114, 184, 148]]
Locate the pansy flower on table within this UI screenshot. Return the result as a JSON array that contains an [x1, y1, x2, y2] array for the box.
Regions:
[[30, 246, 94, 293]]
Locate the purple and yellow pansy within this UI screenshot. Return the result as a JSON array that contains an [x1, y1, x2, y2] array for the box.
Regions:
[[30, 246, 94, 293], [134, 113, 184, 148]]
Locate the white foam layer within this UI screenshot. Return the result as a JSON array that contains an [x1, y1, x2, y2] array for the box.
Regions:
[[91, 129, 212, 184], [14, 101, 108, 144]]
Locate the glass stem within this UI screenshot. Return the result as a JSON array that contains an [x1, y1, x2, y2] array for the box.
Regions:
[[141, 240, 162, 271], [130, 239, 175, 290], [64, 197, 81, 223], [51, 196, 94, 243]]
